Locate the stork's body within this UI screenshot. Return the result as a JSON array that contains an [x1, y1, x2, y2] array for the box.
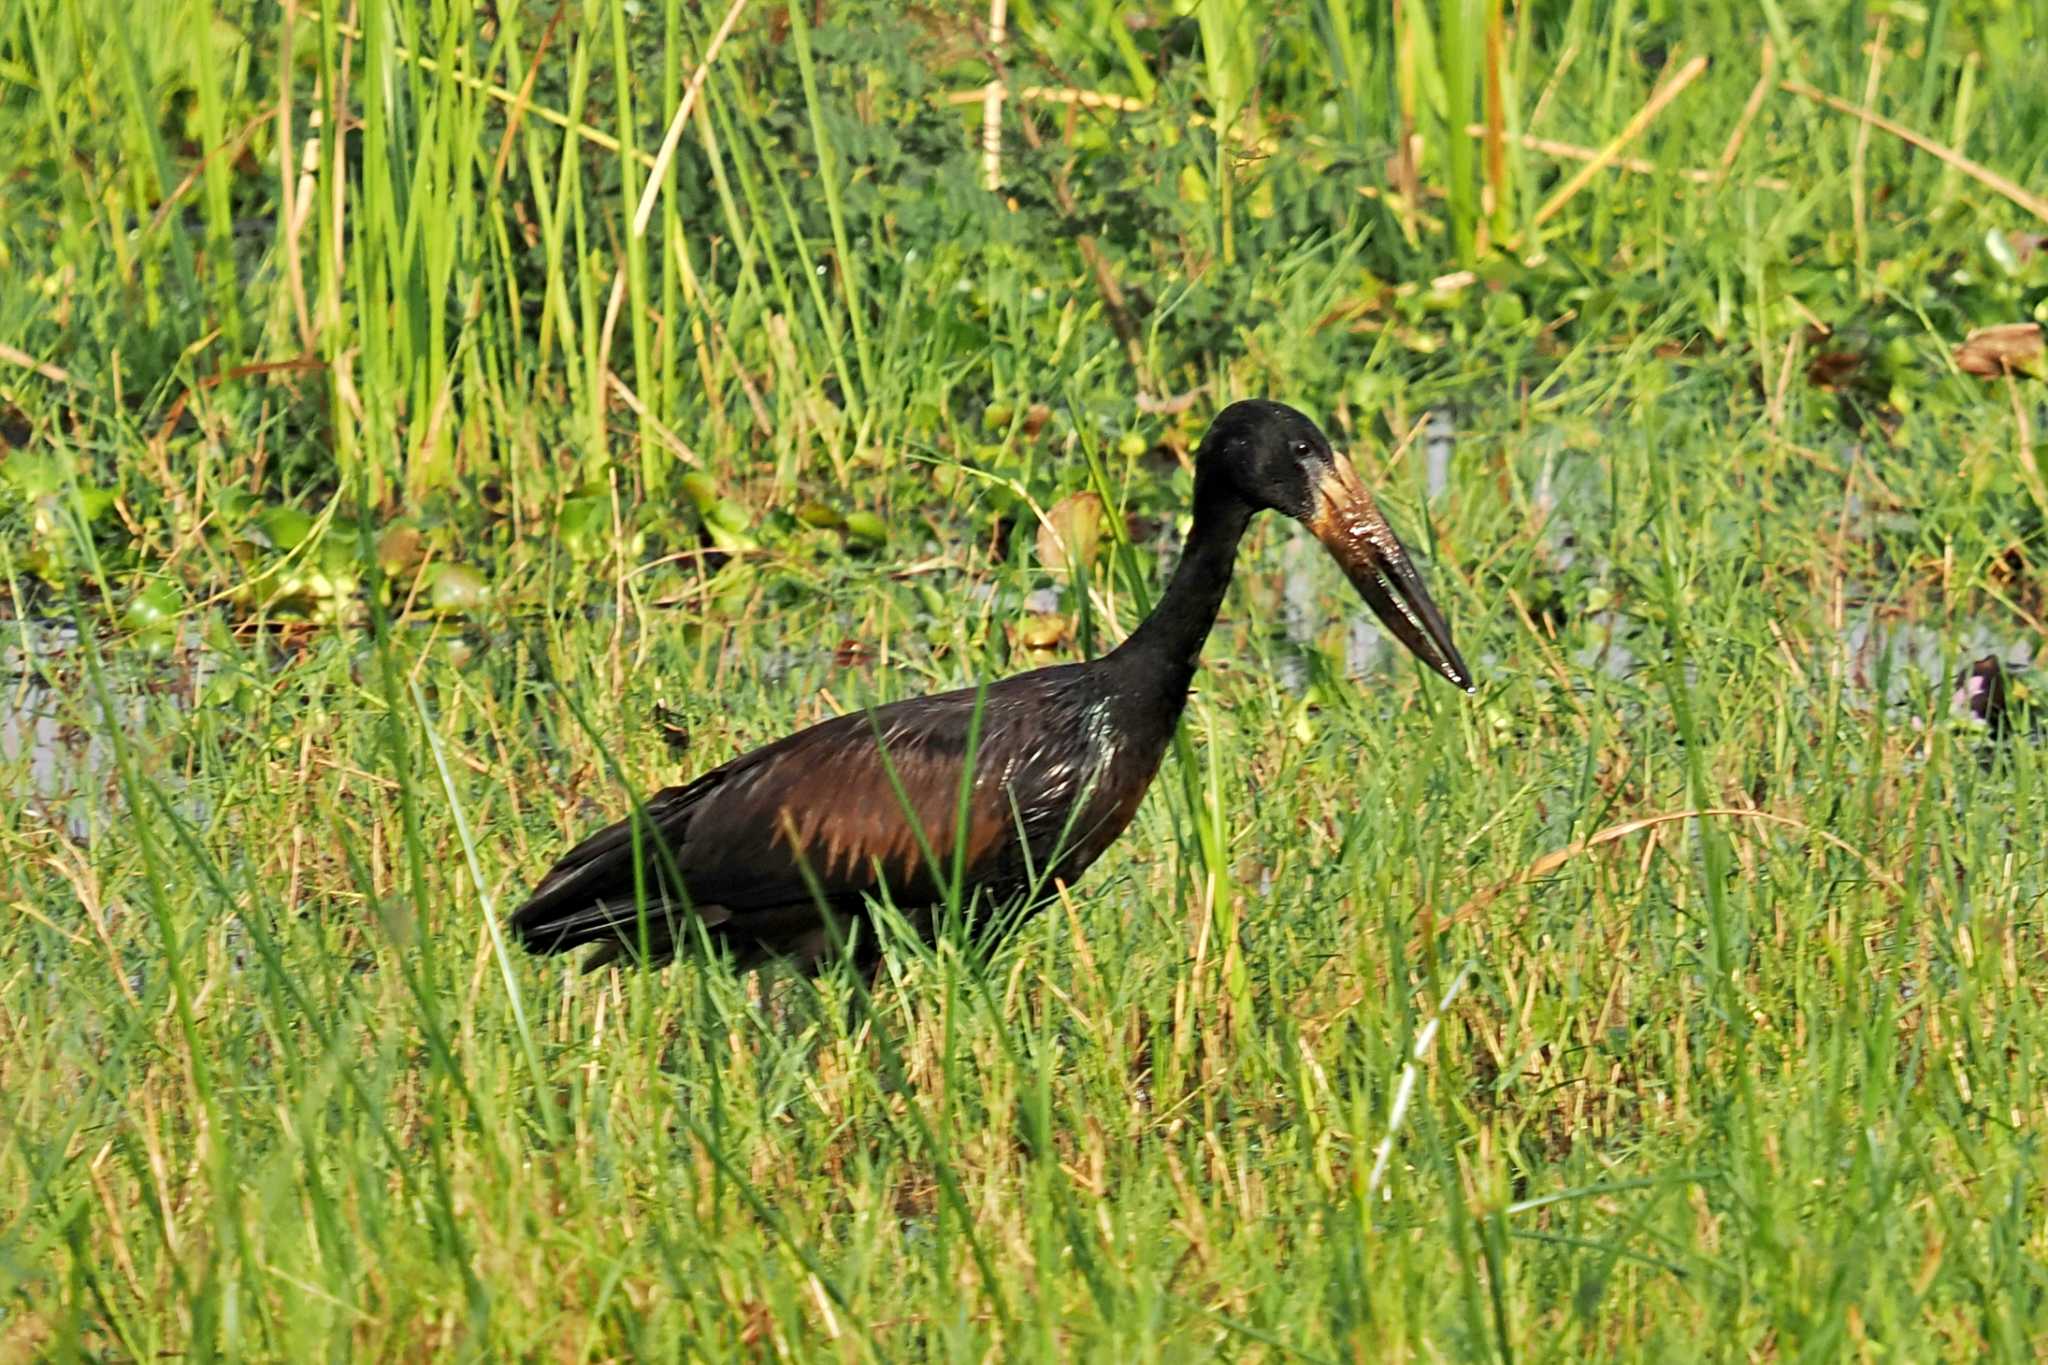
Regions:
[[510, 401, 1471, 973]]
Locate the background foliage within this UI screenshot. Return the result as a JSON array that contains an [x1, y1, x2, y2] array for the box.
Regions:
[[3, 0, 2047, 1358]]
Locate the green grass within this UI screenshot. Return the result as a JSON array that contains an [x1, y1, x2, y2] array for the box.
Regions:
[[5, 0, 2048, 1357]]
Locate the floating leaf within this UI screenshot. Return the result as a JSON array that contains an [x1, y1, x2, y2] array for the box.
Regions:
[[6, 452, 115, 537], [675, 475, 757, 551], [703, 511, 759, 554], [1013, 611, 1071, 652], [843, 510, 887, 550], [556, 496, 608, 560], [0, 451, 63, 496], [426, 562, 490, 613], [1954, 323, 2044, 378], [123, 579, 183, 632], [252, 504, 315, 551], [794, 500, 843, 530], [679, 472, 718, 513], [1035, 490, 1104, 582], [706, 498, 751, 537]]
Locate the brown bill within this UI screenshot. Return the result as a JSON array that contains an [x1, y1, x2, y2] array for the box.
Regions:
[[1305, 453, 1473, 691]]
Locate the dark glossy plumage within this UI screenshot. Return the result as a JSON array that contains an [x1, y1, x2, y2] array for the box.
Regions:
[[513, 661, 1171, 971], [510, 400, 1471, 974]]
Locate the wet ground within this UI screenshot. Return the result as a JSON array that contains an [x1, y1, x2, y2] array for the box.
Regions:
[[7, 414, 2038, 842], [8, 587, 2033, 856]]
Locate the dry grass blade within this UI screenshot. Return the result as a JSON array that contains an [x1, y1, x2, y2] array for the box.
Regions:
[[1850, 18, 1892, 280], [1364, 964, 1473, 1203], [1781, 79, 2048, 225], [606, 371, 704, 467], [0, 342, 74, 386], [311, 9, 656, 169], [1714, 35, 1777, 183], [1461, 123, 1789, 190], [1525, 54, 1709, 235], [941, 85, 1147, 112], [1441, 806, 1903, 931], [2005, 368, 2048, 516], [600, 0, 752, 386], [980, 0, 1010, 191], [631, 0, 751, 237]]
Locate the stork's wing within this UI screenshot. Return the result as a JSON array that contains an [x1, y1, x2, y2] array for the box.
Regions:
[[507, 671, 1089, 967]]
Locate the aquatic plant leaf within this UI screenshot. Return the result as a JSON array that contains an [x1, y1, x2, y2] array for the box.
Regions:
[[1036, 490, 1104, 582]]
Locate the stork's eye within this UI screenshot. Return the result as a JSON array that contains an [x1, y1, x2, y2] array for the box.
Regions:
[[1290, 440, 1312, 457]]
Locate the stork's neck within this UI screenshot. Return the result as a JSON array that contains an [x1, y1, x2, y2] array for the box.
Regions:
[[1112, 483, 1253, 700]]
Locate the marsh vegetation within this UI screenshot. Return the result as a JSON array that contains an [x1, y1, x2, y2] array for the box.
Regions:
[[3, 0, 2046, 1356]]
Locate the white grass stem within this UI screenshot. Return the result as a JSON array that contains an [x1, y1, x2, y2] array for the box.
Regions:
[[1366, 964, 1473, 1203]]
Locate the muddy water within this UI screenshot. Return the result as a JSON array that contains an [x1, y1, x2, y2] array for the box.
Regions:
[[6, 497, 2036, 842], [4, 619, 214, 842], [1272, 410, 2035, 720]]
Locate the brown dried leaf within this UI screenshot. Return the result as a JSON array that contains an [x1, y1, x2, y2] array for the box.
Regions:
[[374, 523, 425, 577], [1035, 490, 1104, 581], [1954, 323, 2044, 378], [1805, 350, 1867, 390]]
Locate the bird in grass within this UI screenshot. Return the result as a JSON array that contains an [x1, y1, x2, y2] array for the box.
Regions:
[[511, 400, 1472, 974]]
